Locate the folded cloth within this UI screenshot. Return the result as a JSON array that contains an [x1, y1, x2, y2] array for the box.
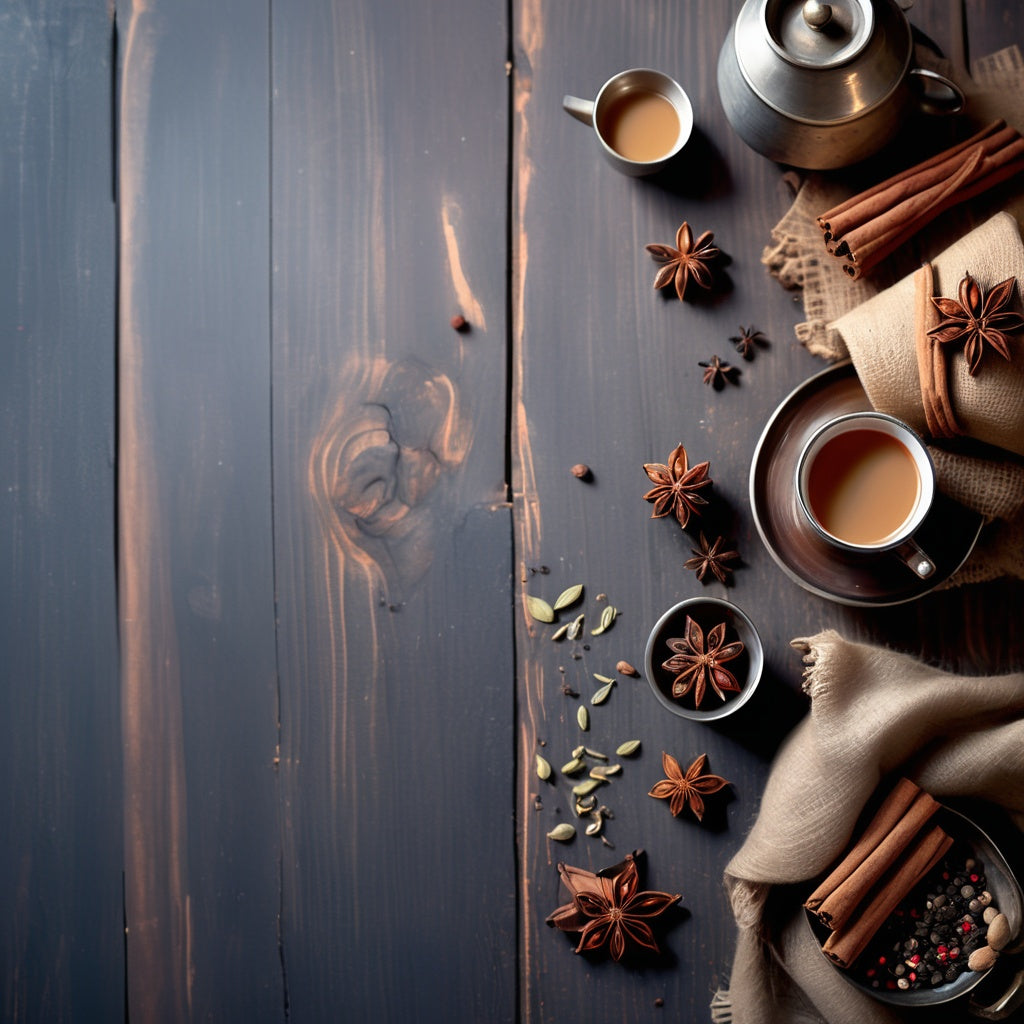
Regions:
[[718, 631, 1024, 1024], [833, 212, 1024, 458]]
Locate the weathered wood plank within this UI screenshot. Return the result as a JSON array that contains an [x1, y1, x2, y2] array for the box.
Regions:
[[0, 4, 122, 1021], [117, 2, 281, 1020], [270, 0, 516, 1018]]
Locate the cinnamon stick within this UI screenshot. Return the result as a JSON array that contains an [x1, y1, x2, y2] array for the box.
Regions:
[[804, 777, 921, 913], [813, 789, 940, 932], [914, 261, 961, 439], [822, 825, 953, 969], [817, 119, 1024, 280], [818, 121, 1011, 243], [844, 139, 1024, 277]]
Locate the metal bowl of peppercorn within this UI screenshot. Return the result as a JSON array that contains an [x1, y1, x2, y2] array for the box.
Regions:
[[806, 805, 1024, 1013], [643, 597, 763, 722]]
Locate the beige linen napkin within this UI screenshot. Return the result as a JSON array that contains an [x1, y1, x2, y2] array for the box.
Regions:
[[716, 631, 1024, 1024]]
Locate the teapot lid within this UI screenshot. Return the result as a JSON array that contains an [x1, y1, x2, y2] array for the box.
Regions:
[[767, 0, 872, 68], [733, 0, 912, 124]]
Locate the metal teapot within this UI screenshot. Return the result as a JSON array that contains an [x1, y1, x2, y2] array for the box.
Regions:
[[717, 0, 964, 169]]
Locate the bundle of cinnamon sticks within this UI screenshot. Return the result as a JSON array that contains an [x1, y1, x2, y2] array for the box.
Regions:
[[818, 119, 1024, 280], [805, 778, 952, 968]]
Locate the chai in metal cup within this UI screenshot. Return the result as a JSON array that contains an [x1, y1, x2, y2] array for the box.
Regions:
[[795, 412, 937, 579], [562, 68, 693, 176]]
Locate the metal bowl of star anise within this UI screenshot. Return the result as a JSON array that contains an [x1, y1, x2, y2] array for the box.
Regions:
[[643, 597, 763, 721]]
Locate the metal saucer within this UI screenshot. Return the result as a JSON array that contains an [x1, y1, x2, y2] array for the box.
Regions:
[[749, 361, 983, 607]]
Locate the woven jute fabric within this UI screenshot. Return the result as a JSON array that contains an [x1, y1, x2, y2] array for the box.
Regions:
[[761, 47, 1024, 586], [716, 631, 1024, 1024]]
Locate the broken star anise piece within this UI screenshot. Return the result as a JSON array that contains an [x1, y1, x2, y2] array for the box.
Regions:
[[662, 615, 744, 707], [645, 221, 719, 301], [928, 272, 1024, 376], [642, 442, 712, 530], [699, 355, 740, 389], [648, 751, 729, 822], [731, 325, 767, 361], [684, 533, 740, 584], [546, 851, 680, 962]]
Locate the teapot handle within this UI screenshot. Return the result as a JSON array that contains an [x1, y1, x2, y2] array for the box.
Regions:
[[908, 67, 965, 115]]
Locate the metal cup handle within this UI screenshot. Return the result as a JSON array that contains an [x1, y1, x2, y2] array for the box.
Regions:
[[893, 537, 935, 579], [969, 965, 1024, 1020], [909, 67, 966, 115], [562, 95, 595, 127]]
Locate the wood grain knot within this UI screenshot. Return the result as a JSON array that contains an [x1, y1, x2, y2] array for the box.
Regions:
[[310, 356, 469, 591]]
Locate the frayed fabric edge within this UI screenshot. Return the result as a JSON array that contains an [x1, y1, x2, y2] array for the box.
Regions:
[[789, 630, 845, 700], [710, 986, 733, 1023]]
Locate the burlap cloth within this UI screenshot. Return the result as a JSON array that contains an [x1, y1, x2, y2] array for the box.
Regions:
[[716, 631, 1024, 1024], [762, 46, 1024, 586]]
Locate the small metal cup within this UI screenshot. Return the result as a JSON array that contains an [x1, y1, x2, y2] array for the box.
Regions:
[[562, 68, 693, 176]]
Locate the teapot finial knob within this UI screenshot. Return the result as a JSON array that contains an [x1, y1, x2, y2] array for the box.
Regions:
[[802, 0, 833, 29]]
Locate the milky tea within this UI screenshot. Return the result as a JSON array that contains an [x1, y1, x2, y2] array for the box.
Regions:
[[598, 89, 681, 163], [805, 428, 921, 546]]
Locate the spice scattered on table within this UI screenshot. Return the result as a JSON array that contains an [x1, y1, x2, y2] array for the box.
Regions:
[[661, 616, 744, 707], [731, 325, 767, 360], [699, 354, 741, 389], [645, 221, 719, 300], [642, 442, 711, 529], [546, 851, 680, 962], [684, 533, 740, 584], [570, 462, 593, 481], [648, 751, 729, 822], [547, 823, 576, 843], [450, 313, 469, 332]]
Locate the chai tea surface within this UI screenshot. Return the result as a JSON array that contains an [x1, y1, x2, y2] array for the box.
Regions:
[[601, 89, 679, 162], [807, 428, 920, 545]]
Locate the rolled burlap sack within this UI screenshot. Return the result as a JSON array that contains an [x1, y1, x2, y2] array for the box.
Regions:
[[831, 211, 1024, 525], [833, 211, 1024, 454]]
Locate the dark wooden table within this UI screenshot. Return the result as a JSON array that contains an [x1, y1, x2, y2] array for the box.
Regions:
[[3, 1, 1023, 1021]]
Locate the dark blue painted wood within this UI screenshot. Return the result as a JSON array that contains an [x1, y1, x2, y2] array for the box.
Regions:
[[116, 2, 281, 1021], [0, 4, 123, 1021], [270, 0, 516, 1019]]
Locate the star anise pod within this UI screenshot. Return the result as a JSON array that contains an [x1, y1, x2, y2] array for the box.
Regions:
[[928, 273, 1024, 376], [699, 355, 740, 389], [649, 751, 729, 821], [546, 852, 680, 962], [731, 325, 767, 361], [645, 221, 719, 301], [684, 533, 740, 584], [642, 442, 712, 529], [662, 615, 744, 707]]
